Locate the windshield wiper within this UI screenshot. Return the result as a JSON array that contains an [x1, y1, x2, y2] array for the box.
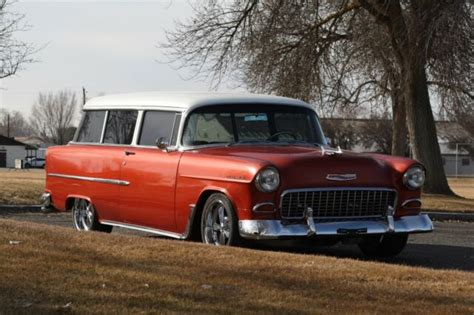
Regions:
[[281, 140, 322, 147], [226, 140, 272, 147]]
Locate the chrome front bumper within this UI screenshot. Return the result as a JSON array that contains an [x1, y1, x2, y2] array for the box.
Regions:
[[239, 214, 433, 240]]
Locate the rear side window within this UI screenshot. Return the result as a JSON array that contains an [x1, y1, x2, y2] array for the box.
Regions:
[[139, 111, 179, 146], [76, 111, 106, 143], [103, 110, 138, 145]]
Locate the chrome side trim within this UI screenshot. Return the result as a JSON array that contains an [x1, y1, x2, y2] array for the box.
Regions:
[[252, 202, 276, 213], [238, 214, 433, 240], [48, 173, 130, 186], [401, 198, 422, 208], [101, 220, 184, 239]]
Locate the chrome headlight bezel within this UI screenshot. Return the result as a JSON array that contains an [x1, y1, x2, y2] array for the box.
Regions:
[[255, 167, 280, 193], [403, 166, 426, 190]]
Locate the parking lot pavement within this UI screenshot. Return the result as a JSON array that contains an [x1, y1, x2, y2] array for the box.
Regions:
[[1, 210, 473, 271]]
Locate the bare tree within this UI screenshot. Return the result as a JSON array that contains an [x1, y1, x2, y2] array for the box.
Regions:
[[164, 0, 472, 194], [0, 0, 36, 79], [30, 90, 77, 145], [0, 108, 31, 136]]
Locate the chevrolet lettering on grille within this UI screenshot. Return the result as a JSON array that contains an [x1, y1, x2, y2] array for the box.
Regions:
[[326, 174, 357, 181]]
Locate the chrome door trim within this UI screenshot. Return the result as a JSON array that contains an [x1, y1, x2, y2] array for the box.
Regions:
[[100, 220, 184, 239], [48, 173, 130, 186]]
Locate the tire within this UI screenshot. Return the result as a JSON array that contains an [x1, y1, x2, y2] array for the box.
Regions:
[[71, 199, 112, 233], [358, 234, 408, 258], [201, 193, 241, 246]]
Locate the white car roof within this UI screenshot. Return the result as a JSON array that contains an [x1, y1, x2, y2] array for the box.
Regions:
[[83, 91, 313, 111]]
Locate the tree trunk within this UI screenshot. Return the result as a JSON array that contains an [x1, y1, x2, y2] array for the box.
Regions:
[[391, 87, 407, 157], [403, 60, 453, 195]]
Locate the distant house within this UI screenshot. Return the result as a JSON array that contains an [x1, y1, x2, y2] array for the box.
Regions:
[[14, 136, 54, 159], [321, 118, 473, 177], [0, 135, 28, 168], [436, 122, 473, 177]]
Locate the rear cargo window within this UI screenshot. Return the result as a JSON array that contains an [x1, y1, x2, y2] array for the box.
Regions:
[[76, 111, 106, 143], [139, 111, 178, 146], [103, 110, 138, 145]]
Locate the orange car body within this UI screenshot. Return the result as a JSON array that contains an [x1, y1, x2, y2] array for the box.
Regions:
[[44, 92, 433, 240]]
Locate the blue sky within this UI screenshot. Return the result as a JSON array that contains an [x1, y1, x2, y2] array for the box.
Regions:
[[0, 0, 239, 117]]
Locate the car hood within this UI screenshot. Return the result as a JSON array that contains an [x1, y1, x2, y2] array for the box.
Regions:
[[192, 145, 418, 189]]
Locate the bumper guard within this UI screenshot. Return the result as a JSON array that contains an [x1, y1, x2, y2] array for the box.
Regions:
[[239, 214, 433, 240]]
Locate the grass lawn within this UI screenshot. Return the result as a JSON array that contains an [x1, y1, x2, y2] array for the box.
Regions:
[[0, 219, 472, 314], [0, 169, 473, 212], [0, 169, 45, 205], [423, 178, 474, 213]]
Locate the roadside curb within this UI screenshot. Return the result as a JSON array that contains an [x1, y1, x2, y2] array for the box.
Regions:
[[0, 205, 42, 213], [424, 211, 474, 222], [1, 205, 473, 222]]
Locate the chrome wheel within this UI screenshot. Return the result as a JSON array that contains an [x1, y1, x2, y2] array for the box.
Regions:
[[72, 199, 95, 231], [204, 201, 232, 245]]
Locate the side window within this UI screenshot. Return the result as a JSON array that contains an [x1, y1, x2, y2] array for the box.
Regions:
[[139, 111, 178, 146], [76, 111, 106, 143], [103, 110, 138, 145], [183, 113, 233, 146]]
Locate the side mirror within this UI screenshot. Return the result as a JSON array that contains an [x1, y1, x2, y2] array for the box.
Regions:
[[156, 137, 169, 153]]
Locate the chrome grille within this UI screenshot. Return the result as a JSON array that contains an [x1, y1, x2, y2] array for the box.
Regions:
[[280, 188, 396, 219]]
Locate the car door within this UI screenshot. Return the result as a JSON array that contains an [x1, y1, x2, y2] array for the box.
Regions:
[[118, 111, 183, 231]]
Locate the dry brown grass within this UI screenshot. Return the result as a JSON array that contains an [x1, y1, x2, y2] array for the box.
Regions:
[[0, 169, 473, 212], [0, 169, 45, 205], [423, 178, 474, 213], [0, 219, 472, 314]]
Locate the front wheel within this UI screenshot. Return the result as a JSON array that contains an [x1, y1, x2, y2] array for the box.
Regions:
[[72, 199, 112, 233], [201, 193, 241, 246], [358, 234, 408, 258]]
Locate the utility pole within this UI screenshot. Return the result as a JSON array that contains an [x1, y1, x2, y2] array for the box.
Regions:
[[7, 114, 10, 138], [82, 87, 87, 106]]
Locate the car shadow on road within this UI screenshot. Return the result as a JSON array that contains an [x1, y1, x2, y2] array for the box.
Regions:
[[246, 242, 474, 272]]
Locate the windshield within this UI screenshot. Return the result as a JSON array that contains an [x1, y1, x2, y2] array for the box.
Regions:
[[182, 104, 326, 147]]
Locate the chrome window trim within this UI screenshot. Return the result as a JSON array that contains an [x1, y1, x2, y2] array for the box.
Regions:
[[131, 110, 144, 146], [48, 173, 129, 186], [279, 187, 398, 220], [99, 110, 109, 143]]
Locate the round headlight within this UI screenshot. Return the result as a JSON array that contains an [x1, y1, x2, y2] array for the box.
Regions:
[[403, 166, 425, 189], [255, 167, 280, 193]]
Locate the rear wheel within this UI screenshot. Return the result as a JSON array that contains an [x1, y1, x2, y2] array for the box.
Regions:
[[201, 193, 240, 246], [71, 199, 112, 233], [358, 234, 408, 258]]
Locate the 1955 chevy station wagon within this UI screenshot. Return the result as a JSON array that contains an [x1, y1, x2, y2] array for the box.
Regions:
[[43, 92, 433, 257]]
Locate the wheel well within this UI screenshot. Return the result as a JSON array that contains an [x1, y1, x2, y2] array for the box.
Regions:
[[65, 197, 76, 211], [189, 190, 222, 242]]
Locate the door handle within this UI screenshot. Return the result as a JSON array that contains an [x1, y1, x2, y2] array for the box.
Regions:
[[124, 151, 136, 156]]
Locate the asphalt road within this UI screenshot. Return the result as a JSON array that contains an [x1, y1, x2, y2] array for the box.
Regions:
[[1, 210, 473, 272]]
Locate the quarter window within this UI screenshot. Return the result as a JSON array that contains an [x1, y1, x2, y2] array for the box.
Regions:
[[139, 111, 179, 146], [76, 111, 106, 143], [103, 110, 138, 145]]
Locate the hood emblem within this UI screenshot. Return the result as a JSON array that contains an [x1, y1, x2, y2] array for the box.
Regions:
[[326, 174, 357, 181]]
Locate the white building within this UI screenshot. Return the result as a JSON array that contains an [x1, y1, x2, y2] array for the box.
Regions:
[[0, 135, 27, 168]]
